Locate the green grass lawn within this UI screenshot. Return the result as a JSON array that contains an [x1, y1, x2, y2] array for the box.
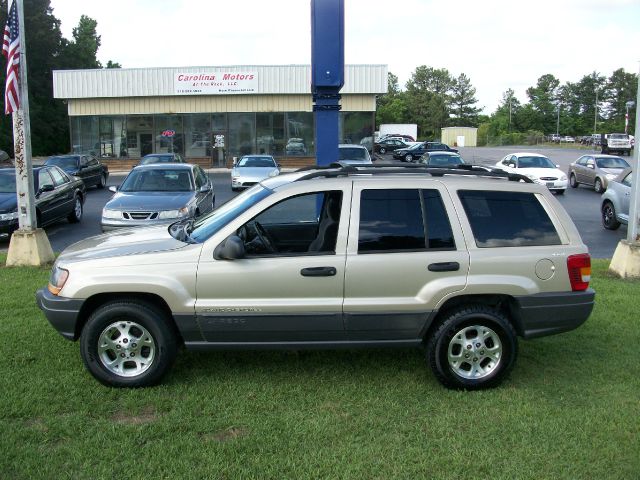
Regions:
[[0, 259, 638, 479]]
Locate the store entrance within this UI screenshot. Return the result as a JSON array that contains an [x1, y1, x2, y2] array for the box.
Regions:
[[211, 131, 226, 167], [140, 133, 153, 157]]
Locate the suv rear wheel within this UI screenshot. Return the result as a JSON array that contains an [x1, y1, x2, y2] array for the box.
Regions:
[[427, 305, 517, 390], [80, 300, 178, 387]]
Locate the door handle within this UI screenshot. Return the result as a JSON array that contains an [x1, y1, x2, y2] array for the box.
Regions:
[[300, 266, 337, 277], [428, 262, 460, 272]]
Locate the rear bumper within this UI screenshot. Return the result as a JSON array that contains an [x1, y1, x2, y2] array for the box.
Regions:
[[36, 288, 84, 340], [513, 289, 595, 339]]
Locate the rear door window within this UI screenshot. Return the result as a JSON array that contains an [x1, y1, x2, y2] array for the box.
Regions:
[[458, 190, 561, 247]]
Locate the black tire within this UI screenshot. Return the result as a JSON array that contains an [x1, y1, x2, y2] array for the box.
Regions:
[[594, 177, 603, 193], [231, 186, 239, 192], [67, 195, 83, 223], [554, 189, 565, 195], [569, 173, 578, 188], [80, 299, 178, 388], [379, 147, 386, 154], [405, 154, 413, 162], [602, 201, 621, 230], [97, 173, 106, 189], [427, 305, 518, 390]]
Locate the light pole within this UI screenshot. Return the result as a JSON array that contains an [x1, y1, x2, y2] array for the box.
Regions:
[[556, 104, 560, 136], [626, 100, 635, 134], [594, 89, 598, 134]]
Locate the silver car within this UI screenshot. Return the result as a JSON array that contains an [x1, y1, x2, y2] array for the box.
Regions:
[[337, 144, 372, 165], [601, 168, 632, 230], [231, 155, 280, 191], [101, 163, 215, 231], [568, 154, 630, 193]]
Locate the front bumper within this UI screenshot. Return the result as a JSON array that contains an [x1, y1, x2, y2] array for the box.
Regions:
[[0, 218, 18, 234], [101, 218, 176, 232], [513, 289, 595, 339], [36, 288, 85, 341]]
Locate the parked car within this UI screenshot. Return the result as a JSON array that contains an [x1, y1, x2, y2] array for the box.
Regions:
[[417, 151, 465, 167], [0, 166, 85, 236], [337, 144, 372, 165], [602, 133, 632, 156], [568, 154, 630, 193], [560, 136, 575, 143], [378, 133, 415, 143], [285, 138, 307, 155], [231, 155, 280, 191], [137, 153, 184, 166], [548, 134, 561, 143], [44, 154, 109, 189], [37, 163, 594, 390], [393, 142, 458, 162], [101, 163, 214, 231], [601, 168, 632, 230], [495, 152, 568, 194], [374, 138, 411, 154]]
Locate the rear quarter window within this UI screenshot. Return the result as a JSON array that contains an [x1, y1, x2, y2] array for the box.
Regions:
[[458, 190, 561, 247]]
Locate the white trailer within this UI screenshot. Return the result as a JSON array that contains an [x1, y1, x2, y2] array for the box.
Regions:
[[379, 124, 418, 141]]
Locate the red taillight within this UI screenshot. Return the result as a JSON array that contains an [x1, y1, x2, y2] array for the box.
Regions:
[[567, 254, 591, 291]]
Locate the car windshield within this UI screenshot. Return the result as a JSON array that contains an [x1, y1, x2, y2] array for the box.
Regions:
[[608, 134, 629, 140], [237, 157, 276, 168], [429, 154, 463, 166], [596, 157, 629, 169], [339, 148, 368, 160], [119, 168, 193, 192], [0, 170, 16, 193], [46, 156, 79, 169], [139, 155, 174, 165], [517, 156, 555, 168], [188, 184, 273, 242], [408, 143, 424, 150]]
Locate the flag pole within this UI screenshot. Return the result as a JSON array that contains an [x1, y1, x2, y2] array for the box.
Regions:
[[6, 0, 54, 266]]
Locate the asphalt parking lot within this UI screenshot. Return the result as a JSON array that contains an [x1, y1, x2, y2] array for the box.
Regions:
[[0, 145, 630, 258]]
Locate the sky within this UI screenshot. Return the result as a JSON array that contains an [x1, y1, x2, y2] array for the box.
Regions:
[[49, 0, 640, 114]]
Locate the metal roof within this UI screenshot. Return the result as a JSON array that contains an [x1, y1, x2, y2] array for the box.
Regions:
[[53, 64, 388, 99]]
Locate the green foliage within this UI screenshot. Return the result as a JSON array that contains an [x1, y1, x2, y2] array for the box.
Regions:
[[0, 1, 120, 157]]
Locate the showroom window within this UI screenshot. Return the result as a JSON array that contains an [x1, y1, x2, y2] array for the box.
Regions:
[[154, 115, 184, 156], [228, 113, 256, 158], [286, 112, 314, 156], [256, 113, 286, 156], [185, 114, 212, 158]]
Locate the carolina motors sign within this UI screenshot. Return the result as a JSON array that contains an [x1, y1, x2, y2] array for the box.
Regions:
[[174, 72, 258, 95]]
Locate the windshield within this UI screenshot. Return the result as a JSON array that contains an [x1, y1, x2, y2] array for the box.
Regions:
[[408, 143, 424, 150], [517, 156, 555, 168], [338, 148, 368, 160], [189, 184, 273, 242], [0, 170, 16, 193], [596, 157, 629, 169], [46, 156, 79, 169], [429, 154, 463, 166], [139, 155, 175, 165], [237, 156, 276, 168], [120, 168, 193, 192]]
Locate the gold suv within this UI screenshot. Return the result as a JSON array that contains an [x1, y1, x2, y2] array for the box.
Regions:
[[37, 164, 595, 389]]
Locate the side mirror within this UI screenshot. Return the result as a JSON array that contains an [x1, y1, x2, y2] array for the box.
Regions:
[[108, 185, 118, 193], [556, 164, 560, 168], [213, 235, 245, 260], [587, 164, 595, 169], [508, 163, 516, 168], [199, 184, 211, 193], [39, 184, 54, 194]]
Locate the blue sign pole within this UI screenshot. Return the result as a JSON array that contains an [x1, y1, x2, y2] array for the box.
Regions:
[[311, 0, 344, 167]]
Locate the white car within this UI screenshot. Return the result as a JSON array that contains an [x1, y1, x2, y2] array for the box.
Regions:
[[495, 153, 568, 194], [337, 144, 372, 165], [231, 155, 280, 191]]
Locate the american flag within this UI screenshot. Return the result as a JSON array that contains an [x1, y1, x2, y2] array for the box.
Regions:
[[2, 0, 20, 114]]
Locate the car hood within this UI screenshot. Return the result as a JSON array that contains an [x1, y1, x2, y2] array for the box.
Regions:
[[0, 192, 17, 212], [57, 225, 188, 264], [105, 191, 195, 210]]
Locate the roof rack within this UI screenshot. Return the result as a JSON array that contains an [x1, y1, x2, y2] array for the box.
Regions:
[[294, 163, 534, 183]]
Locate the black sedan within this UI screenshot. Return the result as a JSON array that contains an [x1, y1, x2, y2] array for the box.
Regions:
[[393, 142, 458, 162], [44, 154, 108, 189], [374, 138, 411, 154], [0, 166, 86, 236], [417, 151, 466, 167]]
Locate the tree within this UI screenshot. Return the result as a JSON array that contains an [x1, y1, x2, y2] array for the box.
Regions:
[[603, 68, 637, 133], [0, 0, 68, 155], [63, 15, 102, 69], [525, 74, 561, 134], [405, 66, 454, 139], [450, 73, 481, 127], [376, 71, 410, 126], [105, 60, 122, 69]]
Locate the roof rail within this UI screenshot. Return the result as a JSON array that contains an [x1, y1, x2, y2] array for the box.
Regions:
[[294, 163, 534, 183]]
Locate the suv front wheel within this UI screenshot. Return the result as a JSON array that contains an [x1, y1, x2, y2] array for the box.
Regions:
[[80, 299, 178, 387], [427, 305, 517, 390]]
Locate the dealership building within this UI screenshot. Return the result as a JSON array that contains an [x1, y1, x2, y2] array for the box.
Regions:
[[52, 65, 387, 168]]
